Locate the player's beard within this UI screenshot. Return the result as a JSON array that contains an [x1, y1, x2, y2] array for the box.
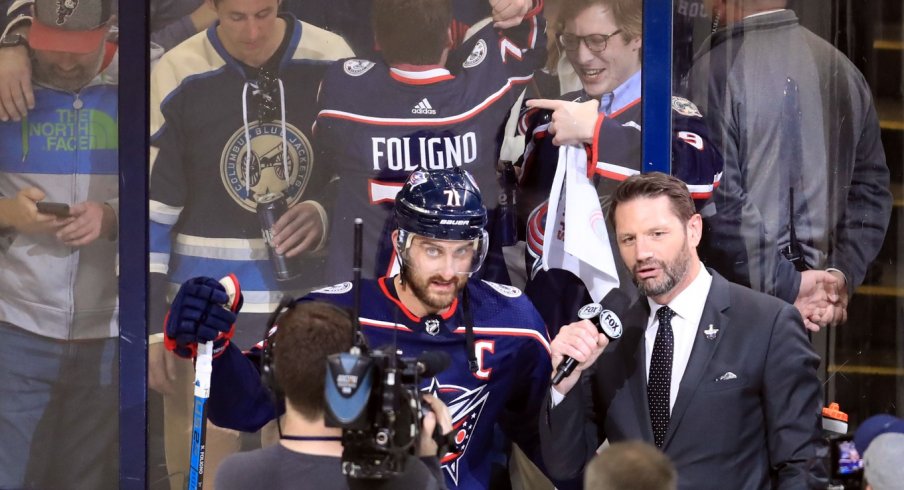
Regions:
[[400, 264, 467, 313], [632, 243, 692, 299]]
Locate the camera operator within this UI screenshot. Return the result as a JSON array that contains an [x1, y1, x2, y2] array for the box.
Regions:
[[164, 168, 555, 490], [213, 300, 450, 490]]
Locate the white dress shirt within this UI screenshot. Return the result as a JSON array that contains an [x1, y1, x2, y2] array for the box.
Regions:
[[550, 266, 713, 408], [645, 266, 712, 412]]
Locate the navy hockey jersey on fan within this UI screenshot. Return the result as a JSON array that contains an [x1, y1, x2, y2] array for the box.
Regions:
[[516, 91, 723, 335], [149, 16, 353, 330], [206, 277, 552, 490], [314, 7, 546, 283]]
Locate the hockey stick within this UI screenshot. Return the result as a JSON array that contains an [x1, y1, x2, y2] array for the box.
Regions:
[[187, 274, 241, 490]]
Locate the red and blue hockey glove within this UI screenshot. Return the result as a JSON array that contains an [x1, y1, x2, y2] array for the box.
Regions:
[[164, 275, 243, 359]]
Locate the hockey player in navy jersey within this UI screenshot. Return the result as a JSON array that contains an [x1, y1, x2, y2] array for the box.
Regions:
[[164, 168, 556, 490], [514, 0, 724, 335], [314, 0, 545, 285]]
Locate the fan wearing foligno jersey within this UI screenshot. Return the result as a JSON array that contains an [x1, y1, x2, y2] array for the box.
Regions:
[[314, 0, 546, 285], [164, 169, 557, 490]]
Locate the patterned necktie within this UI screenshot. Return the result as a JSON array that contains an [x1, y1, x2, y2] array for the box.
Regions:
[[648, 305, 675, 448]]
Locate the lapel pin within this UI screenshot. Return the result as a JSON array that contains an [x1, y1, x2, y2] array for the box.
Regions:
[[704, 324, 719, 340]]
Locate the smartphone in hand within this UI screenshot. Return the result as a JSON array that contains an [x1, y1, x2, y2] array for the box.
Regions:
[[36, 201, 71, 218]]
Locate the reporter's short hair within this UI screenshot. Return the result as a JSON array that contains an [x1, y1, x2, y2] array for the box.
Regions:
[[372, 0, 452, 65], [274, 301, 354, 420], [609, 172, 696, 225], [585, 441, 677, 490]]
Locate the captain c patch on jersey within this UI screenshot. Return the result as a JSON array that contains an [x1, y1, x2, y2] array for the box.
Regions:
[[220, 122, 314, 211]]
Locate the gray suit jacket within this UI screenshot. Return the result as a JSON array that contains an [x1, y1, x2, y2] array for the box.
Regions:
[[539, 270, 827, 489]]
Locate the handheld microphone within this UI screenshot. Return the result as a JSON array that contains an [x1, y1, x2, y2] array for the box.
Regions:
[[552, 288, 631, 386]]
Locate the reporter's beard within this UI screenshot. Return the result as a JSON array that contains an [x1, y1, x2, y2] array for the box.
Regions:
[[633, 246, 691, 299]]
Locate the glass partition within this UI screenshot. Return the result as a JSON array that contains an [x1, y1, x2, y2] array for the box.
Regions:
[[678, 0, 903, 434], [131, 0, 904, 487]]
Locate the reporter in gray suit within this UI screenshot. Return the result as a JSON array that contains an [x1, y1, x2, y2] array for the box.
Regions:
[[539, 172, 826, 489]]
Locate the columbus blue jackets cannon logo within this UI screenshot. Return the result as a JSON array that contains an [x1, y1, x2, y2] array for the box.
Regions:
[[462, 39, 487, 69], [422, 379, 489, 486], [220, 122, 313, 212]]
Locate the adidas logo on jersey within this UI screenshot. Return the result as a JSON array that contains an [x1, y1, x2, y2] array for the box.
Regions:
[[412, 98, 437, 115]]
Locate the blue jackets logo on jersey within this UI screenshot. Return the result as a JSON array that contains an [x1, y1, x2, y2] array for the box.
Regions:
[[220, 122, 313, 211], [671, 96, 703, 118], [423, 378, 489, 486], [343, 59, 375, 77], [481, 280, 522, 298], [462, 40, 487, 69], [312, 282, 353, 294]]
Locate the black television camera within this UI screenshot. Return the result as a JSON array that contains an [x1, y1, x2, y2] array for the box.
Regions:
[[323, 345, 450, 479]]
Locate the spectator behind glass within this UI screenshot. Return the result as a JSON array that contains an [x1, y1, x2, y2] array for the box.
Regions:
[[0, 0, 118, 487], [313, 0, 543, 286], [584, 441, 677, 490], [148, 0, 353, 485], [0, 0, 219, 120], [854, 414, 904, 457], [862, 433, 904, 490], [214, 300, 451, 490], [515, 0, 723, 337], [690, 0, 892, 331]]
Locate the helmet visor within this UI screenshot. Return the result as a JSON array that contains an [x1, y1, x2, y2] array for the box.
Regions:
[[397, 230, 488, 275]]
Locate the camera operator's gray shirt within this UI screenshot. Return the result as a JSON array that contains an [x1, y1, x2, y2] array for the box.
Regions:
[[215, 444, 445, 490]]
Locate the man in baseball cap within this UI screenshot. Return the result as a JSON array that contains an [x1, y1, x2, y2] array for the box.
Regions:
[[854, 414, 904, 455], [28, 0, 114, 53], [0, 0, 119, 488], [863, 433, 904, 490]]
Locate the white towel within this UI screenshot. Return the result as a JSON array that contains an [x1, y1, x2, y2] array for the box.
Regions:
[[542, 144, 620, 302]]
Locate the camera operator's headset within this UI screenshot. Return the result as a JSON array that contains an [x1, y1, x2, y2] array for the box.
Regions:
[[259, 297, 355, 406], [259, 296, 294, 401]]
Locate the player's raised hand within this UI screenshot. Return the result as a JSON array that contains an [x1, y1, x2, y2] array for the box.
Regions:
[[526, 98, 601, 146], [272, 201, 324, 258], [490, 0, 531, 29], [164, 277, 242, 358], [549, 319, 609, 395]]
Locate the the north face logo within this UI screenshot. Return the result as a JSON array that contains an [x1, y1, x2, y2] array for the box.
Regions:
[[412, 98, 437, 115]]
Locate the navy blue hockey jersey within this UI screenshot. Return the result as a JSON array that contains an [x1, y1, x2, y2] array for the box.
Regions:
[[313, 8, 546, 283], [207, 277, 552, 490], [149, 17, 353, 330]]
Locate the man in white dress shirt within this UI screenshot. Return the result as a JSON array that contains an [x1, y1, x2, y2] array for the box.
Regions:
[[538, 172, 826, 489]]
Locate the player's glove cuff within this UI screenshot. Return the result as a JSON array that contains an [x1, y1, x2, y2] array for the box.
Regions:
[[162, 321, 235, 359]]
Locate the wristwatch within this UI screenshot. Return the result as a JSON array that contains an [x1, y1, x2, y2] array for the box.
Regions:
[[0, 33, 27, 49]]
